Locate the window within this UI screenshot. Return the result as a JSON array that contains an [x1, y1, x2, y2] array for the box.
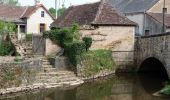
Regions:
[[40, 24, 45, 33], [20, 25, 26, 33], [41, 11, 45, 17], [163, 8, 167, 14], [145, 30, 150, 36]]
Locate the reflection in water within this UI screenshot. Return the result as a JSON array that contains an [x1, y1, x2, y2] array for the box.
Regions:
[[0, 74, 169, 100]]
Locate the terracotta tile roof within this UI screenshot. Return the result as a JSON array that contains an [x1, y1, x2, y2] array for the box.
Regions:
[[51, 2, 136, 28], [0, 4, 26, 22], [51, 2, 100, 28], [147, 13, 170, 27], [21, 6, 36, 18]]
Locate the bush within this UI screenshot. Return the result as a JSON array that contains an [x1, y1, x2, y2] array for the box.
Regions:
[[64, 41, 86, 66], [0, 42, 14, 56], [83, 37, 92, 51]]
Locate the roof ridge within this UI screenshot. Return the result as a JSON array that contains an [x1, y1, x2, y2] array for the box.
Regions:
[[145, 0, 160, 12], [92, 1, 103, 24], [20, 6, 28, 18]]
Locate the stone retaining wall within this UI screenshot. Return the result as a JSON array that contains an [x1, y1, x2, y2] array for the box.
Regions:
[[0, 58, 42, 89]]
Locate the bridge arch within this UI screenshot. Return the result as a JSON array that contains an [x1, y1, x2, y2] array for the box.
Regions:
[[138, 57, 169, 79]]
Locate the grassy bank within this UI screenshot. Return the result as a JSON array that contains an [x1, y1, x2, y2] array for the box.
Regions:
[[80, 50, 116, 77]]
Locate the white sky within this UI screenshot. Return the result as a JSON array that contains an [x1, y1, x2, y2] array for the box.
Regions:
[[18, 0, 100, 9]]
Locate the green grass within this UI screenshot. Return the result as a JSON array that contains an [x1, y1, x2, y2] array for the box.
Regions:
[[80, 50, 116, 77]]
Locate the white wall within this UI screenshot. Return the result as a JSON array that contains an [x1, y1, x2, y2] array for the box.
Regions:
[[126, 13, 145, 36], [27, 7, 54, 34]]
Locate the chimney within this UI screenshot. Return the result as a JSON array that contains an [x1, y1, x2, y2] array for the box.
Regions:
[[35, 0, 41, 6]]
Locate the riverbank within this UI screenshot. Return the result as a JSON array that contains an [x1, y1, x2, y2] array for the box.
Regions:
[[0, 79, 84, 95], [0, 69, 117, 95]]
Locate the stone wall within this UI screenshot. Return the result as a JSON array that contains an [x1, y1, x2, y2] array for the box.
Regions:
[[80, 26, 135, 72], [0, 58, 42, 89], [80, 26, 135, 51], [54, 57, 73, 71], [45, 39, 62, 56], [135, 33, 170, 78]]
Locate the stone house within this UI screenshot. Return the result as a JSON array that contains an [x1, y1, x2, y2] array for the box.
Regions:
[[51, 2, 136, 52], [51, 1, 136, 69], [106, 0, 170, 36], [0, 4, 55, 40]]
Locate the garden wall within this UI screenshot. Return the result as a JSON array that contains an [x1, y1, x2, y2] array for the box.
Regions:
[[0, 58, 42, 89]]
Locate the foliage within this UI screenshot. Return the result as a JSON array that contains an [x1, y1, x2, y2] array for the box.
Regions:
[[0, 0, 19, 6], [64, 41, 86, 66], [0, 20, 16, 34], [43, 24, 84, 66], [26, 33, 32, 41], [43, 24, 79, 47], [80, 50, 116, 77], [49, 7, 56, 17], [160, 85, 170, 95], [57, 5, 66, 17], [83, 37, 92, 51], [0, 42, 15, 56]]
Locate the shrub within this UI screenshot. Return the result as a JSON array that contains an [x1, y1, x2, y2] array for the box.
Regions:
[[83, 37, 92, 51], [0, 42, 14, 56], [64, 41, 86, 66]]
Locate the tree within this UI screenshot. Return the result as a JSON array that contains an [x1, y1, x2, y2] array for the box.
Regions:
[[0, 0, 19, 6], [57, 5, 66, 17], [49, 7, 56, 17], [0, 20, 16, 34]]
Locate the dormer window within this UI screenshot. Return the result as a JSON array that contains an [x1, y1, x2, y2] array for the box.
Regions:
[[41, 11, 45, 17]]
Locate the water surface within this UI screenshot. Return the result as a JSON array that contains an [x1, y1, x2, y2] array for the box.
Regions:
[[0, 73, 169, 100]]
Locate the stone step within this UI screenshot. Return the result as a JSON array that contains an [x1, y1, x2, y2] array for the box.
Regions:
[[36, 77, 79, 83], [42, 62, 51, 65], [38, 71, 75, 77], [43, 68, 57, 72], [36, 74, 76, 79]]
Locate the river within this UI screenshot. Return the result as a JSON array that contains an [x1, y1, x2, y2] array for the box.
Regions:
[[0, 73, 169, 100]]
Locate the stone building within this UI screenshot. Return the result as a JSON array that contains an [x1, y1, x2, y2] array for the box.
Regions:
[[51, 1, 136, 70], [51, 2, 136, 52], [106, 0, 170, 36]]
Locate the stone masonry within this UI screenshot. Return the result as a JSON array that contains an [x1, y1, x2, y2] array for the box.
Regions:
[[135, 33, 170, 78]]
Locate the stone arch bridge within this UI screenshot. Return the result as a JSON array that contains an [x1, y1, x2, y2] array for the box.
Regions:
[[135, 33, 170, 78]]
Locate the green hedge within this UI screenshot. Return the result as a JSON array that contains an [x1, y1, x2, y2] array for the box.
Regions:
[[64, 41, 86, 66]]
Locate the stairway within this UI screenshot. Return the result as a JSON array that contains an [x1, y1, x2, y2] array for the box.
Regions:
[[35, 57, 83, 87], [10, 34, 33, 58]]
